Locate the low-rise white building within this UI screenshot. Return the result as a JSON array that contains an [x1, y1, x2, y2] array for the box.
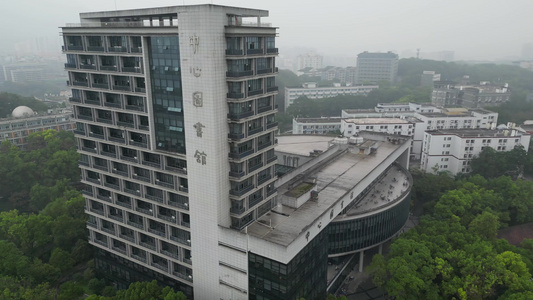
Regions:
[[292, 117, 342, 135], [285, 84, 378, 110], [420, 129, 531, 175], [341, 117, 426, 159]]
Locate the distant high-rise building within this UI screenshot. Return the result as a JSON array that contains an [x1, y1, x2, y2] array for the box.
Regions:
[[297, 53, 323, 71], [355, 51, 398, 84], [420, 71, 441, 87]]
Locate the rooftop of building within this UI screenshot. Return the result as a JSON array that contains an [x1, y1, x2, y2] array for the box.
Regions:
[[343, 117, 420, 124], [286, 85, 378, 90], [293, 117, 342, 124], [78, 4, 268, 20], [274, 135, 333, 156], [246, 135, 409, 246], [357, 51, 398, 59], [426, 128, 529, 138], [342, 109, 378, 114]]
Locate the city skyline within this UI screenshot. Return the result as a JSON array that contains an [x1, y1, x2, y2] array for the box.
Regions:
[[2, 0, 533, 61]]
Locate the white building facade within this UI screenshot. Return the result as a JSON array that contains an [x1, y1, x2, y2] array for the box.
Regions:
[[420, 129, 531, 175], [284, 84, 378, 110]]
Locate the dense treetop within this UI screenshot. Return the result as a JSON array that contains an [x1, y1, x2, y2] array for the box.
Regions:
[[0, 92, 49, 118]]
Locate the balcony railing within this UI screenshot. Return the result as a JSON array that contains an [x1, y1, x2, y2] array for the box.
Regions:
[[256, 68, 272, 75], [257, 105, 273, 114], [230, 206, 245, 215], [248, 89, 263, 97], [229, 170, 245, 179], [266, 48, 279, 54], [228, 110, 253, 120], [124, 188, 141, 196], [248, 162, 263, 173], [92, 82, 109, 89], [131, 254, 147, 263], [104, 101, 122, 108], [229, 185, 254, 197], [248, 126, 264, 136], [226, 70, 253, 78], [100, 66, 118, 72], [116, 201, 132, 209], [108, 136, 125, 144], [80, 64, 97, 70], [125, 104, 145, 112], [266, 122, 278, 129], [73, 81, 89, 87], [226, 49, 243, 56], [67, 45, 84, 51], [258, 141, 273, 151], [148, 228, 166, 237], [119, 234, 135, 242], [117, 121, 135, 128], [266, 86, 279, 93], [229, 149, 254, 160], [101, 151, 117, 159], [108, 214, 124, 222], [87, 46, 105, 52], [122, 67, 142, 73], [113, 85, 131, 91], [108, 46, 127, 52], [246, 49, 263, 55], [158, 214, 177, 224], [64, 63, 77, 69], [127, 220, 144, 229], [139, 241, 156, 251], [227, 92, 245, 99], [69, 97, 81, 103], [258, 175, 272, 186]]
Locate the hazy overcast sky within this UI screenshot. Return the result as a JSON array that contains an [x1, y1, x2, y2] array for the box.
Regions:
[[2, 0, 533, 60]]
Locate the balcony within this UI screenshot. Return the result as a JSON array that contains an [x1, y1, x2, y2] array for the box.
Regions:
[[132, 173, 150, 183], [124, 188, 141, 196], [80, 64, 97, 70], [258, 174, 272, 186], [248, 162, 263, 173], [108, 46, 127, 52], [248, 126, 264, 136], [103, 182, 119, 190], [108, 136, 125, 144], [158, 214, 177, 224], [229, 170, 245, 179], [104, 101, 122, 108], [258, 140, 273, 151], [89, 206, 104, 215], [86, 177, 101, 185], [130, 47, 142, 53], [93, 164, 109, 173], [139, 241, 156, 251], [92, 82, 110, 89], [120, 155, 138, 163], [230, 206, 245, 215], [85, 98, 101, 106], [135, 87, 146, 93], [228, 110, 253, 120], [87, 221, 97, 228], [266, 48, 279, 54], [119, 233, 135, 242], [127, 220, 144, 229], [122, 67, 142, 73], [226, 70, 253, 78], [257, 105, 273, 114], [101, 151, 117, 159], [181, 221, 190, 228], [246, 49, 263, 55], [266, 86, 279, 93], [116, 201, 132, 209], [267, 188, 277, 197], [67, 45, 84, 51], [256, 68, 272, 75], [73, 81, 89, 87], [230, 185, 254, 197], [136, 207, 153, 216], [228, 132, 245, 139], [155, 180, 175, 189], [248, 89, 263, 97], [266, 155, 277, 164], [96, 118, 113, 125], [161, 249, 179, 259], [148, 228, 166, 237], [227, 92, 245, 99], [229, 149, 254, 160], [94, 239, 108, 247], [64, 63, 77, 69], [168, 199, 188, 211], [100, 66, 118, 72], [81, 146, 97, 153], [96, 195, 113, 203], [117, 121, 135, 128], [89, 132, 105, 140], [145, 193, 164, 203], [101, 227, 116, 235], [226, 49, 243, 56], [87, 46, 104, 52], [165, 166, 187, 175], [113, 85, 131, 92], [131, 253, 147, 263], [142, 160, 161, 168], [112, 246, 127, 255], [108, 214, 124, 222], [266, 122, 278, 129], [77, 114, 93, 121], [69, 97, 82, 103], [74, 129, 86, 136], [130, 141, 148, 148], [125, 104, 145, 112], [174, 272, 193, 282]]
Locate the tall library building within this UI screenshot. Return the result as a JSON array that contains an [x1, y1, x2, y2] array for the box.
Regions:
[[63, 5, 412, 299]]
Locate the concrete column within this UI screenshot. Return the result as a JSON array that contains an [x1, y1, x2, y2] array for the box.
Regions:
[[358, 251, 364, 272], [379, 243, 383, 255]]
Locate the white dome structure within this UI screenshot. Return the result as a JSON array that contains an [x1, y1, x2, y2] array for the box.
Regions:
[[11, 106, 35, 118]]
